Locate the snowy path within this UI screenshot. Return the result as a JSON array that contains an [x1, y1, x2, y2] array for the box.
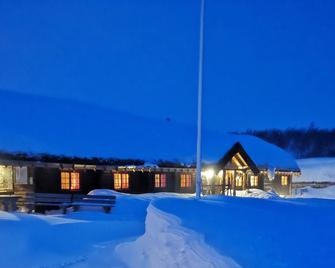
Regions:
[[1, 192, 335, 267]]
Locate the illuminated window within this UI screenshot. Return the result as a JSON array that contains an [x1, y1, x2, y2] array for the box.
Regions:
[[121, 173, 129, 189], [250, 175, 258, 187], [155, 174, 166, 188], [0, 166, 14, 192], [225, 170, 234, 185], [61, 172, 80, 190], [114, 173, 121, 189], [70, 172, 80, 190], [114, 173, 129, 190], [235, 175, 243, 187], [61, 172, 70, 190], [180, 174, 192, 188], [281, 175, 288, 186]]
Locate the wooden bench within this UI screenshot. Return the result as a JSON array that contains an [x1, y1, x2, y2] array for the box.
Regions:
[[71, 194, 116, 213], [24, 193, 116, 214], [25, 193, 72, 214]]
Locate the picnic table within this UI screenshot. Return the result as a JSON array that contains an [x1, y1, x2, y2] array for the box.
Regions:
[[0, 195, 20, 212]]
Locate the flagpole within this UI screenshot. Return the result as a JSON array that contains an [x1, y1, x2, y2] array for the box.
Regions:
[[196, 0, 205, 199]]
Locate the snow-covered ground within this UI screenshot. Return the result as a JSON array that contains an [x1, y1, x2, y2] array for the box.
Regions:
[[1, 190, 335, 268], [296, 157, 335, 182], [294, 185, 335, 199]]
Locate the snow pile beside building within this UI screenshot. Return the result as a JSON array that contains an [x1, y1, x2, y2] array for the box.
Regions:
[[116, 204, 239, 268], [295, 158, 335, 182]]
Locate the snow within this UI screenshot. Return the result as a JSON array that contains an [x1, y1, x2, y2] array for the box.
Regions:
[[0, 193, 150, 267], [0, 90, 298, 171], [116, 204, 239, 268], [1, 191, 335, 267], [295, 157, 335, 182], [294, 185, 335, 199]]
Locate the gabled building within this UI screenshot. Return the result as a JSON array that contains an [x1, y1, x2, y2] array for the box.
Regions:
[[202, 142, 301, 196]]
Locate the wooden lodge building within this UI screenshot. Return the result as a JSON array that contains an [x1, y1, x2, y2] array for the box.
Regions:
[[0, 141, 300, 198]]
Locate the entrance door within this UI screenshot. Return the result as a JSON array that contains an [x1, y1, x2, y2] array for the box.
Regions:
[[0, 166, 13, 192]]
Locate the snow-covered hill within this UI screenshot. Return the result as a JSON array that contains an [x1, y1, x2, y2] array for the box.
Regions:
[[295, 158, 335, 182], [0, 89, 298, 170]]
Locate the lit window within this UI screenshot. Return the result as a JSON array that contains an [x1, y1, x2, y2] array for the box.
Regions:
[[281, 175, 288, 186], [155, 174, 167, 188], [61, 172, 80, 190], [250, 175, 258, 187], [114, 173, 121, 189], [121, 173, 129, 189], [70, 172, 80, 190], [61, 172, 70, 190], [235, 175, 243, 187], [225, 170, 234, 185], [180, 174, 192, 188], [114, 173, 129, 190]]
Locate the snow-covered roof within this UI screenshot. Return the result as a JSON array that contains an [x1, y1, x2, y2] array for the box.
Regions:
[[0, 90, 299, 171]]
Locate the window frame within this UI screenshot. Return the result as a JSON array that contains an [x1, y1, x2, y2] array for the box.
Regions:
[[61, 171, 80, 191], [114, 173, 129, 190], [180, 174, 192, 188], [281, 175, 288, 186], [250, 175, 258, 187], [154, 174, 167, 188]]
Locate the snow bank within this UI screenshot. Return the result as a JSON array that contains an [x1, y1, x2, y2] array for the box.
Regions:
[[204, 189, 279, 201], [116, 203, 239, 268], [295, 157, 335, 182], [294, 185, 335, 199]]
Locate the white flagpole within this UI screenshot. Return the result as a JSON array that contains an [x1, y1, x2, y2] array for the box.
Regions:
[[196, 0, 205, 199]]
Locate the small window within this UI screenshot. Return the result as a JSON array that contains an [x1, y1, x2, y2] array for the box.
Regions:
[[155, 174, 166, 188], [114, 173, 129, 190], [250, 175, 258, 187], [61, 172, 70, 190], [281, 175, 288, 186], [15, 167, 28, 185], [121, 173, 129, 189], [235, 176, 243, 187], [61, 172, 80, 191], [180, 174, 192, 188], [114, 173, 121, 189], [70, 172, 80, 190]]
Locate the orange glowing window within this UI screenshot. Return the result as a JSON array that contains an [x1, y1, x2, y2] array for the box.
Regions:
[[114, 173, 129, 189], [70, 172, 80, 190], [61, 172, 70, 190], [154, 174, 166, 188], [61, 172, 80, 191], [180, 174, 192, 188]]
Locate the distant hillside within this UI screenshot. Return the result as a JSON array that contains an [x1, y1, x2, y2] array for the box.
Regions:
[[239, 126, 335, 158]]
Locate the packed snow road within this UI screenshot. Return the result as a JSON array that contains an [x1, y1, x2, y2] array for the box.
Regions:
[[0, 190, 335, 268]]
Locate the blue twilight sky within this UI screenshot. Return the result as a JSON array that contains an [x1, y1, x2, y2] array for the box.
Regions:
[[0, 0, 334, 132]]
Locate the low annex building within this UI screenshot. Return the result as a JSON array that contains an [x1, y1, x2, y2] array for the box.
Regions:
[[0, 134, 300, 196]]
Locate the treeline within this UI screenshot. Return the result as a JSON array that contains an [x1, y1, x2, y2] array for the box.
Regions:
[[238, 125, 335, 158]]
